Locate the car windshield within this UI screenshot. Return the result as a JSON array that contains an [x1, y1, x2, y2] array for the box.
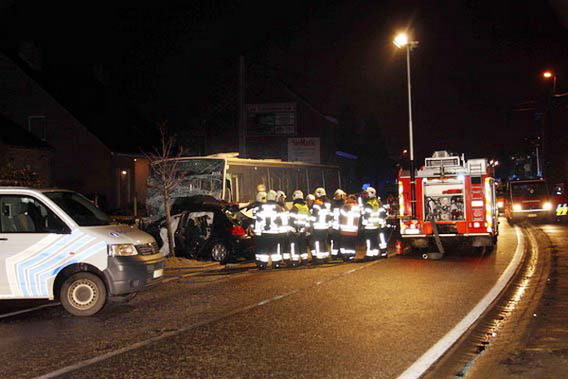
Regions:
[[44, 191, 111, 226]]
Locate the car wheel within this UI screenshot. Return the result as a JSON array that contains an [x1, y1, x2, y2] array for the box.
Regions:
[[210, 242, 229, 263], [60, 272, 107, 316]]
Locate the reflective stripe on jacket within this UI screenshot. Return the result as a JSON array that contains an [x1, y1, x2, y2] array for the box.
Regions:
[[339, 205, 360, 236]]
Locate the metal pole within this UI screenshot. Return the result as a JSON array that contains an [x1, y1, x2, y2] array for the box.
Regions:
[[406, 45, 417, 219], [238, 55, 247, 157], [535, 144, 541, 177]]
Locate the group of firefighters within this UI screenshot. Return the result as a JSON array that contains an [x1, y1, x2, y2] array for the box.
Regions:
[[250, 184, 389, 269]]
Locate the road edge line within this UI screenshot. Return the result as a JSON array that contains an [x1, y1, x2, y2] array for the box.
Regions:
[[397, 226, 525, 379]]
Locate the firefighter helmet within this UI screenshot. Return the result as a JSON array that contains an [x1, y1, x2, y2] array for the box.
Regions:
[[306, 194, 316, 202], [256, 184, 266, 193], [256, 191, 267, 203], [314, 187, 326, 198], [292, 190, 304, 200], [267, 190, 278, 201], [366, 187, 376, 198], [334, 189, 346, 199], [276, 190, 286, 201]]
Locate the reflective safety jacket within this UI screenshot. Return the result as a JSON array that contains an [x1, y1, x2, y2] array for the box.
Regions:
[[311, 202, 332, 230], [339, 204, 360, 236], [290, 200, 311, 232], [361, 199, 386, 230], [278, 209, 295, 233], [330, 199, 344, 231], [253, 202, 283, 235]]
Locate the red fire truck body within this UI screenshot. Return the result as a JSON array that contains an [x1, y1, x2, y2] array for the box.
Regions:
[[398, 151, 499, 253]]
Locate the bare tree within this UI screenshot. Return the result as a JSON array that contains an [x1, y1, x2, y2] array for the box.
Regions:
[[144, 121, 185, 257]]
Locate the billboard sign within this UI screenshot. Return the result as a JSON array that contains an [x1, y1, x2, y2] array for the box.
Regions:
[[288, 137, 320, 163], [247, 103, 297, 136]]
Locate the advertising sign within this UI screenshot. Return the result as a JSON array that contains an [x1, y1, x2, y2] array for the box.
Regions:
[[288, 137, 320, 163], [247, 103, 297, 136]]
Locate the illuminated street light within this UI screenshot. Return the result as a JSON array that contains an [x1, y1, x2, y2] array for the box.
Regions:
[[393, 33, 409, 48], [542, 70, 557, 94], [394, 32, 419, 218]]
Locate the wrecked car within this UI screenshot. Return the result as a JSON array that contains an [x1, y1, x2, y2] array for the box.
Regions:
[[142, 195, 254, 264]]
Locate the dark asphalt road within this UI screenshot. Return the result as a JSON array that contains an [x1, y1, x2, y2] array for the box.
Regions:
[[0, 221, 520, 378]]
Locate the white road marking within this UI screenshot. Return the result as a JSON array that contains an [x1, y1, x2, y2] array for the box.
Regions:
[[36, 260, 379, 378], [0, 303, 60, 320], [397, 226, 525, 379]]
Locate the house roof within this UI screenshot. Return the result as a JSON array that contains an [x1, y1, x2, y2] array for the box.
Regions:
[[0, 114, 53, 149], [6, 52, 158, 155]]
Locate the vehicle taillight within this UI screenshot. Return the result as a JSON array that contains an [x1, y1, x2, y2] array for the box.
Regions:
[[231, 225, 246, 236], [485, 178, 493, 232]]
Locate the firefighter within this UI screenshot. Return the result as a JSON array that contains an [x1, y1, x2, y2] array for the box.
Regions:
[[275, 190, 293, 267], [256, 183, 267, 194], [276, 190, 287, 208], [253, 190, 284, 269], [310, 188, 331, 264], [330, 189, 346, 259], [306, 194, 316, 209], [361, 187, 388, 260], [289, 190, 310, 266], [314, 187, 329, 205], [339, 194, 360, 262]]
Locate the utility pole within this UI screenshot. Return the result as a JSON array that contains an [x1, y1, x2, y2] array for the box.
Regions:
[[238, 55, 247, 157]]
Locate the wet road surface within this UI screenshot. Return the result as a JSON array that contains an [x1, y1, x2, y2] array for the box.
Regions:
[[0, 221, 521, 378], [460, 222, 568, 378]]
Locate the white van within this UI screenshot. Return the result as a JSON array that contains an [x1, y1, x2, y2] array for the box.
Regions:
[[0, 188, 165, 316]]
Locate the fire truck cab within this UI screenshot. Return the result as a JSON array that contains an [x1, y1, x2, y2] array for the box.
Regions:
[[398, 151, 499, 256], [504, 178, 554, 223]]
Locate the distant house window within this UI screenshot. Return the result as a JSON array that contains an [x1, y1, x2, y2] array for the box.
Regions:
[[28, 116, 46, 141]]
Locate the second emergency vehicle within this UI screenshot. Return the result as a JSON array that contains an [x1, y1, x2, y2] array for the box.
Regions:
[[398, 151, 499, 257]]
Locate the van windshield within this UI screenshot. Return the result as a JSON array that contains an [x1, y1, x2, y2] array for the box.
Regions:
[[44, 191, 111, 226]]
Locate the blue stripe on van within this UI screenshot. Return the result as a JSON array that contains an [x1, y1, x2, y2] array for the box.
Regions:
[[36, 241, 107, 297], [28, 236, 97, 297], [15, 231, 84, 297]]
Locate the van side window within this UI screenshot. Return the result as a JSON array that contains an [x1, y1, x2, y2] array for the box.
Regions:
[[0, 196, 68, 234]]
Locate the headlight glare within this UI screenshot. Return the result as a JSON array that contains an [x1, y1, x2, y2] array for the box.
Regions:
[[512, 204, 522, 212], [543, 202, 553, 210], [108, 244, 138, 257]]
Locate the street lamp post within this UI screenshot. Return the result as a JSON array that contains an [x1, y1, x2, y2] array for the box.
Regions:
[[394, 33, 419, 219], [541, 70, 557, 178]]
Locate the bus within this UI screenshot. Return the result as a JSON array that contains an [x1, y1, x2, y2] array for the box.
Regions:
[[146, 153, 341, 218]]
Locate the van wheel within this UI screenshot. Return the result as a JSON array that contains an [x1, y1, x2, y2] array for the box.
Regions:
[[60, 272, 107, 316]]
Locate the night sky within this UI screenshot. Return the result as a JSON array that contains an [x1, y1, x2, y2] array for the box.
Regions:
[[3, 0, 567, 180]]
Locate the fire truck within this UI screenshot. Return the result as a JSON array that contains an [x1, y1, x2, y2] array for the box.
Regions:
[[398, 151, 499, 258], [503, 178, 554, 223]]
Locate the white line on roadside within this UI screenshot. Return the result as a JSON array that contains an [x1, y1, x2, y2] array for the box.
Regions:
[[0, 303, 60, 320], [36, 260, 380, 379], [397, 227, 525, 379]]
